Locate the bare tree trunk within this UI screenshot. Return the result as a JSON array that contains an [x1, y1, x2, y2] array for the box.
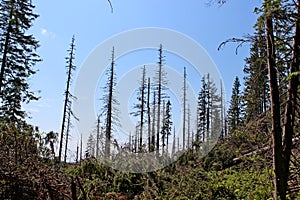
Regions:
[[105, 47, 115, 158], [129, 131, 132, 152], [281, 1, 300, 199], [172, 126, 176, 156], [162, 100, 166, 155], [59, 36, 75, 162], [183, 67, 187, 150], [156, 45, 163, 154], [76, 142, 79, 163], [147, 78, 151, 152], [265, 13, 285, 200], [64, 103, 72, 163], [152, 91, 156, 151], [96, 116, 100, 158], [140, 66, 146, 149], [80, 133, 82, 162]]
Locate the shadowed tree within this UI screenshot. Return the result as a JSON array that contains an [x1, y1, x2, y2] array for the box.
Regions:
[[0, 0, 40, 122]]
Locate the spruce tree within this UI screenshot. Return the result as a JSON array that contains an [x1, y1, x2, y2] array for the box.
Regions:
[[161, 100, 172, 154], [227, 76, 243, 133], [197, 76, 207, 143], [86, 133, 95, 158], [243, 21, 269, 122], [0, 0, 40, 122]]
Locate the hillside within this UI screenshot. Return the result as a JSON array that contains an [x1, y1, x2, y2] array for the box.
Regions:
[[1, 123, 299, 199]]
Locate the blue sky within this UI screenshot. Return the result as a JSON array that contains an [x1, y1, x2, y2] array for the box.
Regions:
[[25, 0, 261, 159]]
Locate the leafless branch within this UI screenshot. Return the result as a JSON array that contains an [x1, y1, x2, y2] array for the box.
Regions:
[[218, 37, 252, 55], [108, 0, 113, 13]]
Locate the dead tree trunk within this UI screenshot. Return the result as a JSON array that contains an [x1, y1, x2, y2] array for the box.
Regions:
[[147, 78, 151, 152], [59, 36, 76, 162], [265, 13, 285, 200]]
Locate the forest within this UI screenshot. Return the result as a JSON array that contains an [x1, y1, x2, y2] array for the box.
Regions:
[[0, 0, 300, 199]]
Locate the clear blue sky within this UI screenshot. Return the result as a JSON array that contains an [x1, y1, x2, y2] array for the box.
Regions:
[[25, 0, 261, 159]]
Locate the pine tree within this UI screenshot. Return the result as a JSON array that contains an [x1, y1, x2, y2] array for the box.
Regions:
[[0, 0, 40, 122], [206, 74, 221, 139], [197, 74, 221, 143], [86, 133, 95, 158], [197, 76, 207, 143], [161, 100, 172, 154], [227, 76, 243, 133], [243, 22, 269, 122]]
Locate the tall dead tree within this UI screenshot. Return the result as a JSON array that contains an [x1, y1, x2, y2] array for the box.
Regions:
[[59, 36, 76, 162], [147, 77, 151, 152], [155, 44, 167, 153], [172, 126, 176, 156], [130, 66, 147, 151], [64, 101, 72, 163], [182, 67, 187, 150], [103, 47, 117, 158], [151, 91, 156, 151], [139, 66, 146, 148]]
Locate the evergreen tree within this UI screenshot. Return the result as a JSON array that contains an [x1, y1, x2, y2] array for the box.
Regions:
[[86, 133, 95, 158], [0, 0, 40, 122], [197, 76, 207, 143], [161, 100, 172, 154], [206, 74, 222, 139], [197, 74, 221, 143], [243, 21, 269, 122], [227, 76, 243, 133]]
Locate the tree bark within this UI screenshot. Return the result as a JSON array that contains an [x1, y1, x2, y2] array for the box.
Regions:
[[265, 14, 285, 200], [281, 0, 300, 198]]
